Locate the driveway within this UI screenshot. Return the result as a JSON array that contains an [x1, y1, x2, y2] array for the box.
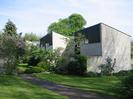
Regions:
[[21, 74, 114, 99]]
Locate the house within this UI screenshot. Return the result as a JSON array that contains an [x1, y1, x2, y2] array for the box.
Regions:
[[75, 23, 131, 72], [40, 32, 69, 54], [40, 23, 132, 72]]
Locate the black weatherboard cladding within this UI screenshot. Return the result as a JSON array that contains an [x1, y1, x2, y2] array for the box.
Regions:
[[40, 33, 53, 47], [75, 24, 101, 43]]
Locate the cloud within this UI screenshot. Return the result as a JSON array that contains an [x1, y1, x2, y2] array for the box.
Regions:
[[63, 0, 133, 35], [0, 0, 132, 36]]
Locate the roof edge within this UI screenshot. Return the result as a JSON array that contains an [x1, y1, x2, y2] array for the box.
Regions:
[[99, 22, 131, 37]]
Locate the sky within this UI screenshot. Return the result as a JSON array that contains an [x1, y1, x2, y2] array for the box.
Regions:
[[0, 0, 133, 37]]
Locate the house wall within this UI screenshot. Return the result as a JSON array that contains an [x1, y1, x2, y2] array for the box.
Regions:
[[87, 23, 131, 72], [52, 32, 69, 54]]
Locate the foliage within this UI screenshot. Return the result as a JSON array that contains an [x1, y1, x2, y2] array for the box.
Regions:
[[37, 61, 49, 71], [118, 73, 133, 99], [66, 33, 86, 75], [22, 44, 38, 63], [48, 13, 86, 36], [67, 55, 87, 75], [113, 70, 133, 76], [0, 20, 25, 74], [74, 33, 86, 54], [24, 47, 62, 72], [99, 57, 116, 76], [25, 46, 42, 66], [54, 33, 87, 75], [17, 64, 28, 74], [68, 14, 86, 33], [56, 57, 66, 67], [56, 34, 87, 75], [28, 55, 41, 66], [3, 19, 17, 36], [39, 48, 62, 71], [55, 57, 68, 74], [25, 67, 44, 74], [86, 72, 100, 77], [18, 63, 28, 67], [24, 33, 39, 41], [17, 66, 28, 74]]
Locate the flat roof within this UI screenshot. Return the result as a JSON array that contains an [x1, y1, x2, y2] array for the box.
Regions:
[[76, 23, 131, 37], [100, 23, 131, 37]]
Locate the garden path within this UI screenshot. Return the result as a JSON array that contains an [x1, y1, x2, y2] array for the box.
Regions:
[[21, 74, 114, 99]]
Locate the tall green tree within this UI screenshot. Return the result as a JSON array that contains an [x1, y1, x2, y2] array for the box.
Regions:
[[0, 20, 25, 74], [24, 33, 39, 41], [48, 13, 86, 36], [3, 19, 17, 36]]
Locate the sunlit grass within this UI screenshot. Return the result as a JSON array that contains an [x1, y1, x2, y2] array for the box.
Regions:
[[35, 73, 122, 97], [0, 75, 68, 99]]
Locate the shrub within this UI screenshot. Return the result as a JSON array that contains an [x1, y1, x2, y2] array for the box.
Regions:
[[55, 57, 68, 74], [99, 57, 116, 76], [25, 67, 44, 74], [56, 57, 66, 67], [28, 56, 40, 66], [113, 70, 131, 76], [17, 67, 27, 74], [120, 74, 133, 99], [67, 60, 80, 75], [37, 61, 49, 71], [18, 63, 28, 67], [86, 72, 100, 77], [67, 55, 87, 75], [55, 66, 68, 74]]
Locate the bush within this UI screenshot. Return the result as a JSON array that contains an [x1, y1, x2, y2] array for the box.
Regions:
[[37, 62, 49, 71], [67, 60, 80, 75], [67, 55, 87, 75], [55, 57, 68, 74], [17, 67, 27, 74], [56, 57, 66, 67], [120, 74, 133, 99], [25, 67, 44, 74], [28, 56, 40, 66], [113, 70, 131, 76], [86, 72, 100, 77], [18, 63, 28, 67], [99, 57, 116, 76], [55, 66, 68, 74]]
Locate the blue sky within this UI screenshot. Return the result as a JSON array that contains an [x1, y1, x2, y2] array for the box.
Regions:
[[0, 0, 133, 37]]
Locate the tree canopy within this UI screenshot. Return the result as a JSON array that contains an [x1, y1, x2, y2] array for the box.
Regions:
[[3, 19, 17, 36], [48, 13, 86, 36], [24, 33, 39, 41]]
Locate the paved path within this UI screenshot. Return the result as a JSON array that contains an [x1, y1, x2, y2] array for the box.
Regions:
[[21, 74, 114, 99]]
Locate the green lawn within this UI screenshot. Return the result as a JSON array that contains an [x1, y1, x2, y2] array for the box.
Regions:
[[0, 75, 68, 99], [35, 73, 122, 97]]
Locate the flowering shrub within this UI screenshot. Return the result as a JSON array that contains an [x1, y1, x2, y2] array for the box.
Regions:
[[0, 34, 25, 74]]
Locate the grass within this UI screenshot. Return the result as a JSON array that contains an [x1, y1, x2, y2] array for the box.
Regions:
[[0, 75, 68, 99], [35, 73, 122, 97]]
